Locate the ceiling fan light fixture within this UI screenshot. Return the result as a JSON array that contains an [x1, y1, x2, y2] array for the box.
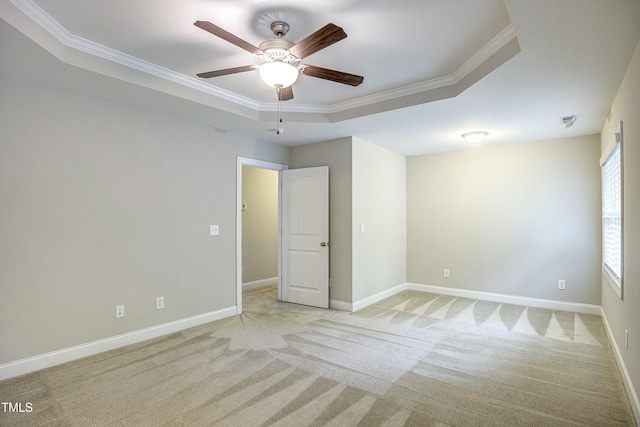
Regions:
[[259, 61, 299, 88], [462, 131, 488, 144]]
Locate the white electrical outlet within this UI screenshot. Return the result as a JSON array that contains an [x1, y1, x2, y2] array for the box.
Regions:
[[443, 269, 450, 278], [210, 225, 219, 236], [558, 279, 566, 290], [156, 296, 164, 310], [115, 305, 124, 318]]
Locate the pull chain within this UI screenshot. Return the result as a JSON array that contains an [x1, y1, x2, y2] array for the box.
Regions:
[[276, 87, 284, 135]]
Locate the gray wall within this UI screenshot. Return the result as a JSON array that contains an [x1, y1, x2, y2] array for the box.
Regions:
[[407, 135, 602, 304], [2, 34, 634, 406], [290, 137, 408, 306], [241, 167, 278, 284], [290, 138, 353, 304], [0, 77, 288, 364], [352, 138, 406, 301], [600, 37, 640, 409]]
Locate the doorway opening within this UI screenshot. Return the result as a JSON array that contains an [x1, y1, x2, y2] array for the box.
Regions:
[[236, 157, 288, 314]]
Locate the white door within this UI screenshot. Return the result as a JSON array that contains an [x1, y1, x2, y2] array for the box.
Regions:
[[280, 166, 329, 308]]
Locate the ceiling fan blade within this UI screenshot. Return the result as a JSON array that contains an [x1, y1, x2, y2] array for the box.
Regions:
[[277, 86, 294, 101], [289, 23, 347, 59], [301, 65, 364, 86], [197, 65, 257, 78], [194, 21, 263, 56]]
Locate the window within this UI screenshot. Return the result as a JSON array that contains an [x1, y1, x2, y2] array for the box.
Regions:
[[601, 121, 623, 297]]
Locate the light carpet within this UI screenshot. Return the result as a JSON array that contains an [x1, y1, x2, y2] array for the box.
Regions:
[[0, 286, 635, 426]]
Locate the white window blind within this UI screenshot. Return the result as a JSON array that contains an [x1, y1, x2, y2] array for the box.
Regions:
[[601, 126, 622, 291]]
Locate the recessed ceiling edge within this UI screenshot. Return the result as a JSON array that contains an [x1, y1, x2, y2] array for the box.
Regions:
[[2, 0, 520, 124]]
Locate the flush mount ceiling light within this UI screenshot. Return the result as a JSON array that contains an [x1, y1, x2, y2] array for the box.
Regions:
[[462, 131, 488, 144]]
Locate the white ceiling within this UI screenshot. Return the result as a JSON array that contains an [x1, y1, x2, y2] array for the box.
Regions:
[[1, 0, 639, 155]]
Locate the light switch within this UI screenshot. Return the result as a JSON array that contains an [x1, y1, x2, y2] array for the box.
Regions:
[[360, 224, 365, 234], [210, 225, 219, 236]]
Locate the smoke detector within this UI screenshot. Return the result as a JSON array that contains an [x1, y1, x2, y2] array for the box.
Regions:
[[560, 115, 577, 128]]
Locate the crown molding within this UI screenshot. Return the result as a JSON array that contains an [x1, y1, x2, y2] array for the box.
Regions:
[[6, 0, 517, 119], [263, 24, 517, 114], [7, 0, 261, 111], [453, 24, 516, 82]]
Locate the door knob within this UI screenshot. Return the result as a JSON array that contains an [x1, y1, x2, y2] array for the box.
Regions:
[[320, 242, 329, 247]]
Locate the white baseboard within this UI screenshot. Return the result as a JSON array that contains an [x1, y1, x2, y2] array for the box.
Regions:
[[352, 283, 408, 312], [406, 283, 601, 315], [601, 309, 640, 424], [0, 306, 236, 381], [242, 277, 278, 290], [330, 282, 601, 315], [329, 299, 352, 311], [330, 283, 409, 312]]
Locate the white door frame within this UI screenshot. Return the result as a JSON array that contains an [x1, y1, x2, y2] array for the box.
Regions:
[[236, 157, 288, 314]]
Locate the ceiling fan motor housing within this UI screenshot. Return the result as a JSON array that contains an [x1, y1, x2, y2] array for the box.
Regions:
[[258, 39, 299, 66]]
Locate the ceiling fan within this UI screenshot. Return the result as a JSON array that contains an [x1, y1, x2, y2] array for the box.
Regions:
[[194, 20, 364, 101]]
